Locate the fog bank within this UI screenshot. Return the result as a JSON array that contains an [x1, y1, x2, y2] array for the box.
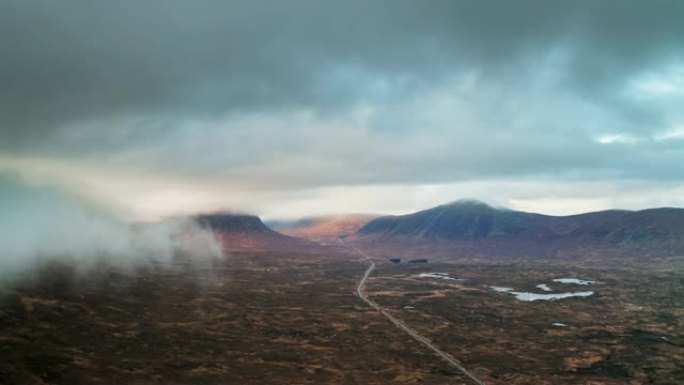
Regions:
[[0, 174, 223, 283]]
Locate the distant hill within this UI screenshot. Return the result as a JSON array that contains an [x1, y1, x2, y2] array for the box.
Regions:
[[355, 200, 684, 258], [195, 214, 314, 252], [271, 214, 377, 242]]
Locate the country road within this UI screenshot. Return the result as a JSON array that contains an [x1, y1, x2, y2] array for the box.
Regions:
[[353, 251, 487, 385]]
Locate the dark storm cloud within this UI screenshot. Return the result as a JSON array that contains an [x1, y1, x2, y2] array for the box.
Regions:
[[1, 0, 684, 191]]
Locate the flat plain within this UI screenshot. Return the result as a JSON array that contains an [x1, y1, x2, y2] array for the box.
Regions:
[[1, 250, 682, 385], [367, 260, 684, 384]]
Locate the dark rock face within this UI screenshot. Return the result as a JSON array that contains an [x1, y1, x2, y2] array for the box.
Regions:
[[196, 214, 275, 234], [194, 213, 318, 253]]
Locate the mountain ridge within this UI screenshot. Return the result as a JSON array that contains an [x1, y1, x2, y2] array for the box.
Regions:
[[355, 201, 684, 257], [191, 202, 684, 258]]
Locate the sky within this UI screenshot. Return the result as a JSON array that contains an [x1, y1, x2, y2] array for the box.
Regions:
[[1, 0, 684, 220]]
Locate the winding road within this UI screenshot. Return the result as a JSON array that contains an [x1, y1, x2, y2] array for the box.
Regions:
[[353, 248, 487, 385]]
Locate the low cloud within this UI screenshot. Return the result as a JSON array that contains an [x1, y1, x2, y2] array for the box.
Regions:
[[0, 174, 224, 284]]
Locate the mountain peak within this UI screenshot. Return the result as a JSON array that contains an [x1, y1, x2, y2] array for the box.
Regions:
[[441, 199, 493, 209]]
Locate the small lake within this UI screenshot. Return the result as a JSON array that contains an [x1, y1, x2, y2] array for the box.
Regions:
[[536, 284, 552, 292], [552, 278, 598, 285], [490, 285, 595, 301], [417, 272, 461, 281]]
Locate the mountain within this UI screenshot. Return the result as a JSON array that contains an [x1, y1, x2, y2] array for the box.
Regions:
[[355, 200, 684, 258], [195, 214, 314, 252], [271, 214, 377, 242], [192, 203, 684, 257], [358, 200, 549, 240]]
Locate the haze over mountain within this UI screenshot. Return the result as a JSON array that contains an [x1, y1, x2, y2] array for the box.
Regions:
[[270, 214, 378, 242]]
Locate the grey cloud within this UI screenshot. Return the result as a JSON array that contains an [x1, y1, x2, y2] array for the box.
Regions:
[[1, 0, 684, 196]]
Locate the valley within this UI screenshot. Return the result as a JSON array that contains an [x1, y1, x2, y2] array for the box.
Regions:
[[2, 204, 684, 384]]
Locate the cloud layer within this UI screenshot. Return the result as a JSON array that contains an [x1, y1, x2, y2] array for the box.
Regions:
[[1, 1, 683, 218]]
